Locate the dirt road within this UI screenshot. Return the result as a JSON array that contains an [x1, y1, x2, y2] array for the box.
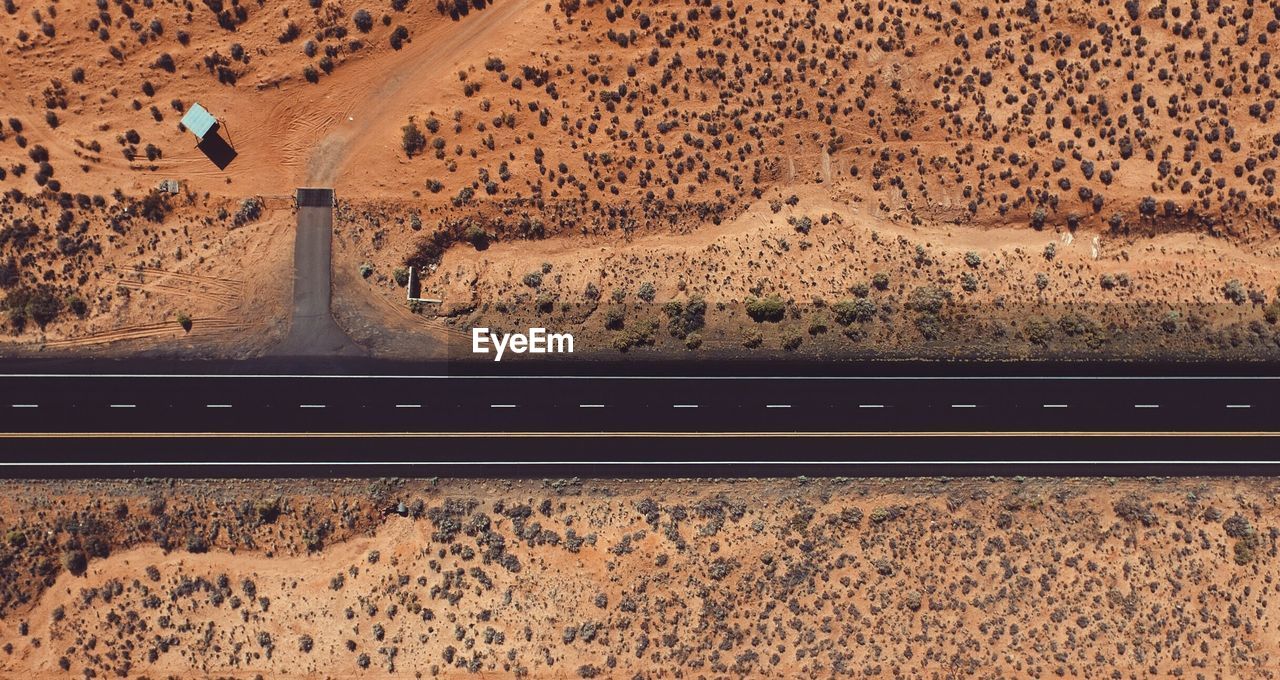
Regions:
[[305, 1, 532, 188]]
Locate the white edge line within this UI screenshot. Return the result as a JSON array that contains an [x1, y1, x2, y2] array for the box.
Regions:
[[205, 404, 232, 408], [395, 404, 422, 408], [299, 404, 326, 409], [578, 404, 605, 408], [1042, 404, 1069, 408], [490, 404, 517, 408], [672, 404, 699, 408], [858, 404, 884, 408], [109, 404, 136, 408], [1226, 404, 1251, 408], [10, 404, 38, 408], [0, 460, 1276, 467], [765, 404, 791, 408], [1134, 404, 1160, 408], [951, 404, 977, 408]]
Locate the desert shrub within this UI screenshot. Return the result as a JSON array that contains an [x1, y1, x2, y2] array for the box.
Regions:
[[1113, 495, 1156, 526], [1030, 205, 1047, 229], [0, 259, 17, 288], [1043, 243, 1056, 261], [463, 224, 488, 248], [745, 295, 785, 322], [359, 263, 374, 278], [906, 286, 949, 315], [522, 272, 542, 288], [61, 550, 87, 576], [1024, 317, 1054, 346], [401, 120, 426, 157], [833, 299, 875, 325], [637, 282, 656, 303], [871, 273, 889, 290], [665, 297, 706, 338], [1223, 279, 1246, 305], [354, 9, 373, 32], [234, 198, 263, 226], [393, 268, 410, 287], [604, 305, 625, 330], [781, 330, 803, 351], [964, 251, 981, 268], [684, 333, 702, 350], [389, 25, 409, 49], [139, 189, 170, 222], [176, 312, 192, 331], [278, 21, 300, 43]]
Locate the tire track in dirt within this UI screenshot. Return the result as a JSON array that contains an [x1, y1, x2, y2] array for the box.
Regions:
[[107, 266, 245, 306], [40, 318, 247, 349], [305, 1, 533, 187]]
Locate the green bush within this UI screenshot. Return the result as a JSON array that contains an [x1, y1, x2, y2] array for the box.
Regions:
[[603, 305, 625, 330], [393, 268, 410, 287], [871, 273, 889, 290], [637, 282, 656, 303], [745, 295, 785, 322], [833, 299, 875, 325], [176, 311, 192, 332]]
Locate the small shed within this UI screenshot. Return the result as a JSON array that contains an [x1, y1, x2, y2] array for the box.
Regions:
[[180, 103, 219, 143]]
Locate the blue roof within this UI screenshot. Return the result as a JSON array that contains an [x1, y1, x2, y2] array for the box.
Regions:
[[180, 103, 217, 139]]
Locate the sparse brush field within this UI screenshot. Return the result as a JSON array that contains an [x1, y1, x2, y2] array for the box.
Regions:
[[2, 0, 1280, 357], [0, 477, 1277, 677]]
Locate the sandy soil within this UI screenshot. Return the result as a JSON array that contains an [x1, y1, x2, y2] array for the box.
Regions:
[[2, 0, 1280, 358], [0, 477, 1276, 677]]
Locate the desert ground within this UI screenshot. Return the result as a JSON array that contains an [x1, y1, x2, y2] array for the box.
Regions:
[[0, 477, 1275, 677], [1, 0, 1280, 357]]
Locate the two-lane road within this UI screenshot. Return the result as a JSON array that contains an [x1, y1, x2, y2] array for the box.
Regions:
[[1, 359, 1279, 476]]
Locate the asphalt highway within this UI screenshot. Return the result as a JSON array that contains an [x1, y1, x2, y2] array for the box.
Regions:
[[1, 359, 1279, 475]]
